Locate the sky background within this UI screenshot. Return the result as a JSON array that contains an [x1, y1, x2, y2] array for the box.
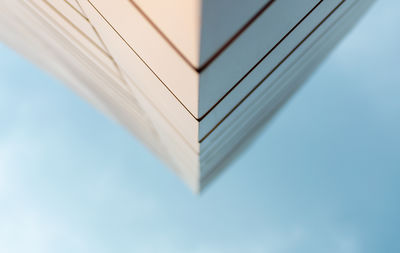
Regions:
[[1, 1, 400, 252]]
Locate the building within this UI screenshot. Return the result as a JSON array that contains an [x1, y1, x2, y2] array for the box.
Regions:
[[0, 0, 375, 192]]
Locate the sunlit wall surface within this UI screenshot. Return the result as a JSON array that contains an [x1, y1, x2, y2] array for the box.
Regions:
[[0, 1, 399, 252]]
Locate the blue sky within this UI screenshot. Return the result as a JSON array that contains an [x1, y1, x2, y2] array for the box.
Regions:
[[1, 1, 400, 252]]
